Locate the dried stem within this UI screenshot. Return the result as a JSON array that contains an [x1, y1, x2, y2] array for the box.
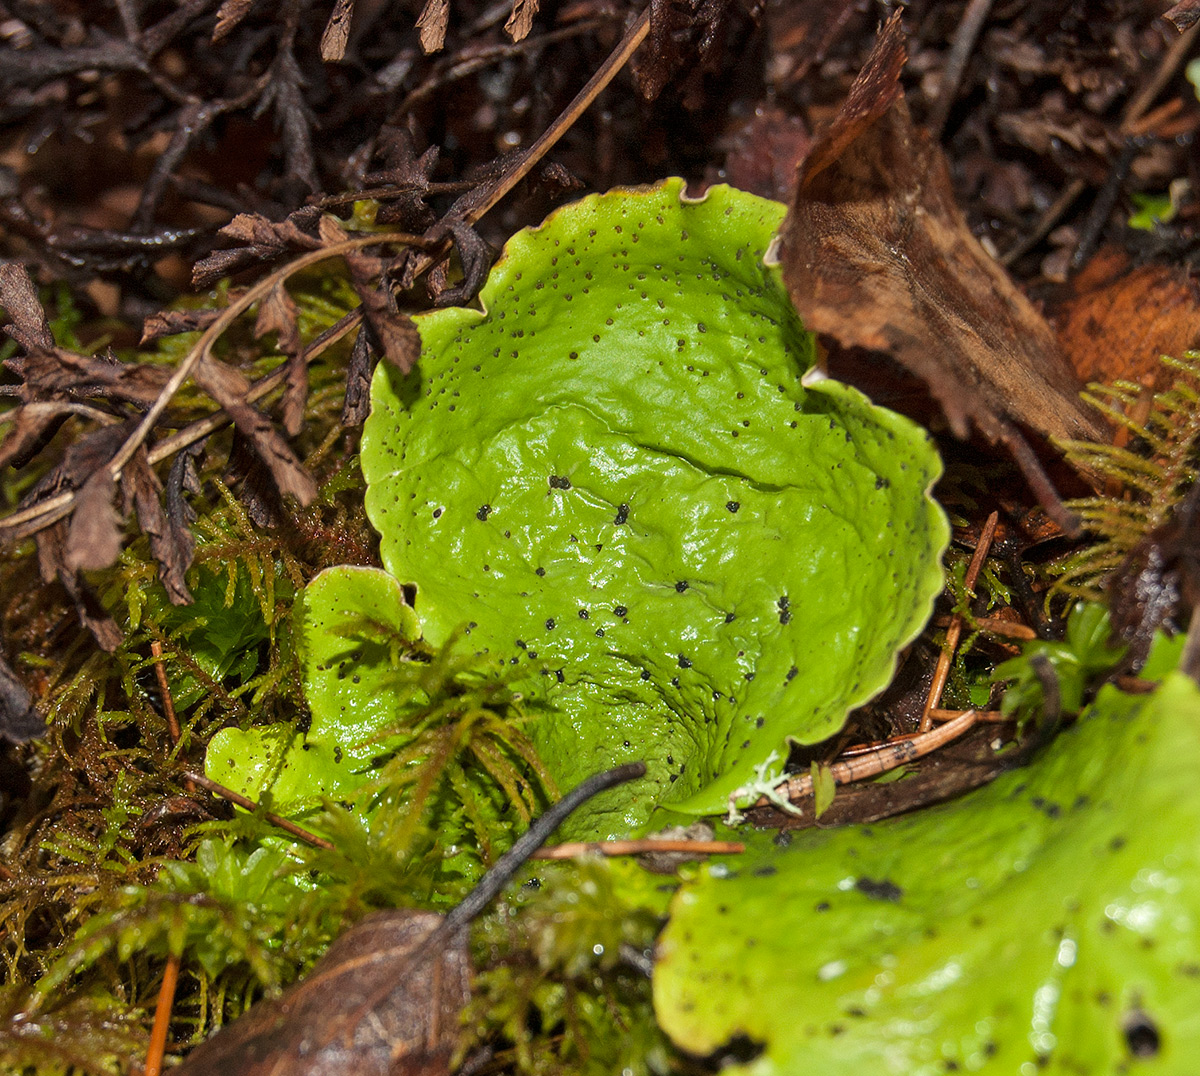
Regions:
[[920, 510, 999, 732]]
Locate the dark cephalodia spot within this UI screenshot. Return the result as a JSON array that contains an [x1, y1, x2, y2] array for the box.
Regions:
[[578, 608, 589, 619], [875, 476, 890, 490], [725, 612, 736, 623], [549, 475, 572, 489], [786, 665, 798, 681], [432, 508, 442, 519], [555, 669, 565, 683], [726, 500, 740, 512], [675, 580, 689, 593], [613, 605, 628, 617], [1123, 1010, 1160, 1057], [777, 596, 791, 625], [535, 567, 546, 577], [640, 669, 651, 680], [595, 628, 605, 637], [476, 504, 491, 521], [855, 877, 903, 902], [333, 745, 343, 763], [755, 716, 764, 728], [545, 618, 556, 630], [614, 503, 630, 525], [678, 654, 692, 668]]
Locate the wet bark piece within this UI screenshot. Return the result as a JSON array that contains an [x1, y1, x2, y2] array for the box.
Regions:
[[175, 910, 467, 1076], [777, 12, 1103, 482]]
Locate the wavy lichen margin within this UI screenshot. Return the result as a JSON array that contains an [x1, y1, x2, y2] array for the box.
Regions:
[[355, 178, 948, 837]]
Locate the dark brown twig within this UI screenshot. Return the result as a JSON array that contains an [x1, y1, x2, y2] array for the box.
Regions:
[[927, 0, 994, 141], [183, 772, 336, 851], [920, 510, 1000, 732]]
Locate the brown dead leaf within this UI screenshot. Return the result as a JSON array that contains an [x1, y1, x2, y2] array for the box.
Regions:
[[1048, 247, 1200, 390], [321, 215, 421, 375], [342, 324, 375, 427], [505, 0, 539, 43], [140, 308, 223, 345], [194, 357, 317, 506], [65, 468, 123, 573], [213, 0, 254, 42], [0, 405, 69, 472], [36, 521, 123, 652], [126, 447, 193, 605], [177, 910, 467, 1076], [253, 282, 305, 436], [0, 263, 55, 353], [17, 347, 171, 408], [776, 11, 1104, 528], [176, 762, 645, 1075], [416, 0, 449, 53], [719, 105, 811, 203], [320, 0, 355, 61], [192, 209, 322, 288]]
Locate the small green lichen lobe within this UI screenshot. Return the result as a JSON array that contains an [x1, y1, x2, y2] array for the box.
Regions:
[[361, 179, 948, 835]]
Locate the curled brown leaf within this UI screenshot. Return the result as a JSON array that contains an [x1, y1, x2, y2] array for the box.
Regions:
[[193, 356, 317, 506], [776, 11, 1103, 529]]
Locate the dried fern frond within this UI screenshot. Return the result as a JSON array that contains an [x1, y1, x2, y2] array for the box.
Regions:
[[1053, 352, 1200, 599]]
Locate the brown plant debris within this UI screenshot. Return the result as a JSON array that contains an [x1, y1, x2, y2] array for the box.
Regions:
[[776, 11, 1105, 531], [1048, 246, 1200, 390], [174, 763, 645, 1076]]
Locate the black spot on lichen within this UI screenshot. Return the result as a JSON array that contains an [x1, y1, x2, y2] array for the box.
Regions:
[[640, 669, 651, 680], [545, 618, 556, 630], [614, 503, 629, 525], [555, 669, 565, 683], [535, 567, 546, 577], [675, 580, 689, 593], [613, 605, 628, 617], [777, 596, 791, 625], [476, 505, 491, 521], [726, 501, 740, 512], [875, 475, 890, 490], [786, 666, 798, 682], [855, 877, 903, 902], [678, 654, 692, 668], [1123, 1010, 1160, 1058], [549, 475, 572, 489], [578, 608, 589, 619]]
